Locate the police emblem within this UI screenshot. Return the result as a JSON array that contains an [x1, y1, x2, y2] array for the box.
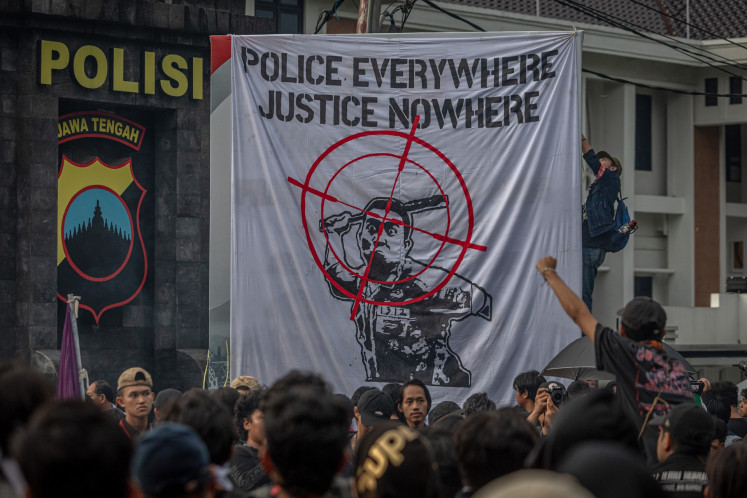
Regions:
[[57, 111, 149, 323]]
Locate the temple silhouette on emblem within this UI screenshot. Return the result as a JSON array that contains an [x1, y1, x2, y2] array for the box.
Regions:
[[64, 200, 131, 278]]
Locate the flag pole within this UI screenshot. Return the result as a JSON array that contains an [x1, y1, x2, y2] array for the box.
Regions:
[[66, 294, 87, 399]]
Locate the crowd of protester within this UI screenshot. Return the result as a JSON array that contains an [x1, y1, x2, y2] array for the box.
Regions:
[[2, 257, 747, 497]]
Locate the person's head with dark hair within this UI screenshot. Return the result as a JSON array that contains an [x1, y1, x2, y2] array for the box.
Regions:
[[161, 388, 237, 466], [432, 412, 465, 433], [705, 442, 747, 498], [711, 418, 728, 457], [11, 400, 133, 498], [153, 388, 182, 423], [382, 383, 404, 421], [399, 379, 431, 429], [87, 380, 115, 405], [740, 389, 747, 418], [0, 360, 54, 455], [453, 408, 538, 494], [266, 370, 329, 395], [351, 385, 378, 407], [462, 393, 495, 416], [652, 402, 714, 462], [429, 400, 461, 425], [209, 386, 239, 417], [711, 381, 739, 408], [334, 393, 354, 424], [355, 421, 438, 498], [617, 296, 667, 342], [512, 370, 546, 412], [132, 422, 214, 498], [419, 427, 461, 498], [262, 377, 349, 497], [704, 392, 731, 424], [234, 388, 264, 448], [567, 380, 591, 401]]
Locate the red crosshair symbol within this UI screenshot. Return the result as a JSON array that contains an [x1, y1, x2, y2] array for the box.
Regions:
[[288, 116, 487, 320]]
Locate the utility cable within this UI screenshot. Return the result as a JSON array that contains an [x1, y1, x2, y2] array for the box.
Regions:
[[563, 0, 747, 73], [583, 67, 746, 98], [553, 0, 747, 83], [419, 0, 486, 32], [626, 0, 747, 53]]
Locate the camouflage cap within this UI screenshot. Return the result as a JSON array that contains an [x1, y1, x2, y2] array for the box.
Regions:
[[117, 367, 153, 391], [230, 376, 260, 392]]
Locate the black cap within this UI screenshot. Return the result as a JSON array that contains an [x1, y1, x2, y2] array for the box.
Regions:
[[649, 403, 713, 452], [132, 423, 212, 497], [358, 390, 394, 426], [354, 422, 438, 498], [617, 297, 666, 338], [595, 151, 622, 174]]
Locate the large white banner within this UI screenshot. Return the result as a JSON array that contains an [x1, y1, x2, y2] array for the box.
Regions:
[[231, 33, 582, 406]]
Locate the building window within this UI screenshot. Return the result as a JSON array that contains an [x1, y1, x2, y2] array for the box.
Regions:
[[705, 78, 718, 106], [730, 77, 743, 105], [726, 125, 742, 183], [255, 0, 304, 34], [734, 241, 744, 270], [634, 276, 653, 298], [635, 94, 652, 171]]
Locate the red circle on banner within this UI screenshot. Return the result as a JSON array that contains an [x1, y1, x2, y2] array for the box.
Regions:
[[299, 127, 477, 308]]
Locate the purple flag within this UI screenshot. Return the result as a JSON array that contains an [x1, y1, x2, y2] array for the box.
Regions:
[[56, 304, 80, 399]]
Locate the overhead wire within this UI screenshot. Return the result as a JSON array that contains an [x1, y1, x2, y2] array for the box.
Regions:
[[552, 0, 747, 82], [625, 0, 747, 53], [418, 0, 486, 32], [582, 68, 745, 98]]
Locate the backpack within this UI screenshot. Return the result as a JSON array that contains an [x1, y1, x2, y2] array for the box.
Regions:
[[601, 194, 633, 253]]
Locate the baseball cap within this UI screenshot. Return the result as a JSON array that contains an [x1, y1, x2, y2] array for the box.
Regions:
[[355, 422, 438, 498], [153, 388, 182, 410], [117, 367, 153, 391], [649, 403, 714, 451], [230, 375, 260, 392], [617, 296, 666, 338], [596, 151, 622, 174], [132, 423, 212, 497], [358, 390, 394, 426]]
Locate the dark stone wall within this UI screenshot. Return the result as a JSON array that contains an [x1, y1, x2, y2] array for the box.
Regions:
[[0, 1, 272, 392]]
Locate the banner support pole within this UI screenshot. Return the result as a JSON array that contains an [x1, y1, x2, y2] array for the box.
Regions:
[[66, 293, 87, 399]]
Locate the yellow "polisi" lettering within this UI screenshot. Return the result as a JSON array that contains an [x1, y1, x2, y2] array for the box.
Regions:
[[38, 40, 203, 100]]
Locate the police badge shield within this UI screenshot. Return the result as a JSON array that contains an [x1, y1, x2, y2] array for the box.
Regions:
[[57, 110, 151, 323]]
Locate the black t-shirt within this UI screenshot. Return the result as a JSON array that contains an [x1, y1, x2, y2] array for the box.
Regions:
[[230, 444, 271, 493], [594, 324, 694, 463], [650, 452, 707, 498], [727, 417, 747, 438]]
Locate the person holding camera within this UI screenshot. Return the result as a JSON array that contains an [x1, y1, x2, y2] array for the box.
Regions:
[[527, 381, 568, 436], [537, 255, 694, 464]]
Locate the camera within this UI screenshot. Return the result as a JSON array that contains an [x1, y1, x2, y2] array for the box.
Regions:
[[690, 380, 704, 395], [737, 360, 747, 372], [540, 381, 568, 407]]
